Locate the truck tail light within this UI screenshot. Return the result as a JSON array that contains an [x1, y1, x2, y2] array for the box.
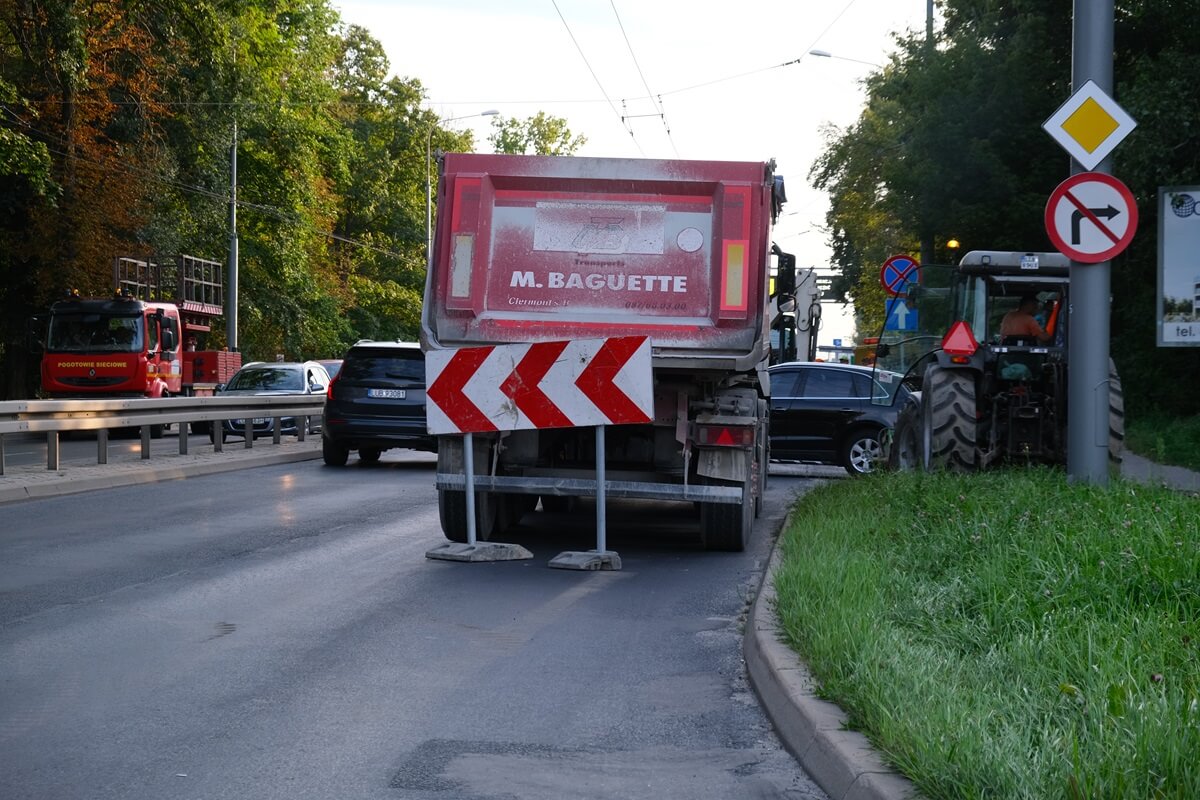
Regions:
[[446, 177, 482, 310], [720, 240, 748, 313], [450, 234, 475, 299], [719, 185, 752, 319], [696, 424, 754, 447]]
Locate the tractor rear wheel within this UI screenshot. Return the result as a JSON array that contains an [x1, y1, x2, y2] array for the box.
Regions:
[[888, 397, 924, 471], [924, 365, 976, 471], [1109, 358, 1125, 464]]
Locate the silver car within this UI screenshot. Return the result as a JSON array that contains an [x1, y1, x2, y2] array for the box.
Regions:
[[211, 361, 330, 440]]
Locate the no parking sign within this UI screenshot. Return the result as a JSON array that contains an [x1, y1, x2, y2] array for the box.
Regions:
[[879, 254, 919, 297]]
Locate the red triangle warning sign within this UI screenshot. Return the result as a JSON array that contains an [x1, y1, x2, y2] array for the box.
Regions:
[[942, 322, 979, 356], [715, 428, 736, 446]]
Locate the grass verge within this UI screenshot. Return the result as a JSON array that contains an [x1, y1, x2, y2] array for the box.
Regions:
[[774, 468, 1200, 799], [1127, 413, 1200, 473]]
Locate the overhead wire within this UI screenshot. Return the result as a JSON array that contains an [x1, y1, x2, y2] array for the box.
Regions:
[[608, 0, 679, 157], [18, 0, 868, 121], [550, 0, 643, 155], [621, 0, 863, 103]]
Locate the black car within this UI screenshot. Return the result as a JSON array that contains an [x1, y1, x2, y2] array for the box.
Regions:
[[212, 361, 329, 441], [767, 362, 910, 475], [321, 341, 436, 465]]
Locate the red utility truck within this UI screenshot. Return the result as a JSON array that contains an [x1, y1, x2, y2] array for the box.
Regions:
[[422, 153, 797, 551], [41, 256, 241, 406]]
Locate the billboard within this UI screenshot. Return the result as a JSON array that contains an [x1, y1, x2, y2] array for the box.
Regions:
[[1158, 186, 1200, 346]]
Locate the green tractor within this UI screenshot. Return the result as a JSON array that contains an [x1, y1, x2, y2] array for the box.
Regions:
[[872, 250, 1124, 471]]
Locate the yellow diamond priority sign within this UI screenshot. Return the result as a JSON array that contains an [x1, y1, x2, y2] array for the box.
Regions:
[[1043, 80, 1137, 170]]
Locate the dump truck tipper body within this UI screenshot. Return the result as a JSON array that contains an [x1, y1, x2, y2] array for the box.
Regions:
[[422, 153, 789, 551]]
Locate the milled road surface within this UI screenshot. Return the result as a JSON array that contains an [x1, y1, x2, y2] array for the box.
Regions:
[[0, 453, 835, 800]]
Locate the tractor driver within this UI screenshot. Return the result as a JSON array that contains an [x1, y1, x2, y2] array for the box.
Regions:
[[1000, 293, 1052, 344]]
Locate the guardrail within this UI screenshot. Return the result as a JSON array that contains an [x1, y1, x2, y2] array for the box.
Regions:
[[0, 395, 325, 474]]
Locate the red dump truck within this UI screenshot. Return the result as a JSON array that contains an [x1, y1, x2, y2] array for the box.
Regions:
[[422, 153, 796, 551], [41, 255, 241, 408]]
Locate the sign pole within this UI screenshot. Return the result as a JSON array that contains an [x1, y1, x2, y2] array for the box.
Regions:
[[595, 426, 607, 555], [1067, 0, 1114, 485], [463, 431, 477, 546]]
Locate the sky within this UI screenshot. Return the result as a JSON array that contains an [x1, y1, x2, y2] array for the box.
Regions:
[[335, 0, 935, 347]]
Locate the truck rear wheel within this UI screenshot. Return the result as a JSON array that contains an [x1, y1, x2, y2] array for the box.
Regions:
[[1109, 358, 1125, 464], [436, 436, 501, 543], [699, 454, 754, 552], [438, 489, 500, 543], [924, 365, 976, 471]]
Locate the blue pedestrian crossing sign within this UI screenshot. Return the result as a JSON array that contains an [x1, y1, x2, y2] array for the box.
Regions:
[[885, 298, 918, 331]]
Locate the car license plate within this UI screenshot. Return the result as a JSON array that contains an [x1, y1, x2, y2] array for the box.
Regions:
[[368, 388, 406, 399]]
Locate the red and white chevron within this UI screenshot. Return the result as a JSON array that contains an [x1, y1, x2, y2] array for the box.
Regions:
[[425, 336, 654, 435]]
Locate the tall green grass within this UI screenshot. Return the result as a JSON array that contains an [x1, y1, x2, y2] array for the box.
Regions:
[[1127, 413, 1200, 473], [774, 469, 1200, 799]]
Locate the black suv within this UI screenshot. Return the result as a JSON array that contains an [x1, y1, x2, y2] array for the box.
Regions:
[[321, 341, 436, 465]]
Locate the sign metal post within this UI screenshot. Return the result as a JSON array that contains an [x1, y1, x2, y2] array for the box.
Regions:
[[1067, 0, 1117, 485], [425, 336, 651, 568]]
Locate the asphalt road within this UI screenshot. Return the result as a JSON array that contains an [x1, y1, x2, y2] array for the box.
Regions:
[[0, 452, 835, 800]]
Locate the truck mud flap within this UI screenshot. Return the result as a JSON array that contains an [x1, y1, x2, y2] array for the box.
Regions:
[[695, 445, 750, 483]]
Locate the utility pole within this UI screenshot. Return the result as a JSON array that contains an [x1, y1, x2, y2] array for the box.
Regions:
[[920, 0, 935, 268], [1067, 0, 1114, 485], [227, 119, 239, 352], [1065, 0, 1116, 484]]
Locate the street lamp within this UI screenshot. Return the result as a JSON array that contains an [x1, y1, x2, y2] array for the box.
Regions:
[[946, 238, 961, 263], [426, 110, 500, 269], [807, 49, 883, 69]]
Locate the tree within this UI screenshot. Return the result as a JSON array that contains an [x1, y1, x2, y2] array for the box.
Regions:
[[811, 0, 1199, 415], [489, 111, 586, 156], [0, 0, 507, 396], [1, 0, 168, 397]]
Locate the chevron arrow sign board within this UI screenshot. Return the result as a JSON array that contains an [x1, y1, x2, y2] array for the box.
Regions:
[[424, 336, 654, 435]]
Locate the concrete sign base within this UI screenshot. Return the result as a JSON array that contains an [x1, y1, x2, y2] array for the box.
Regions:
[[548, 550, 622, 571], [425, 542, 534, 562]]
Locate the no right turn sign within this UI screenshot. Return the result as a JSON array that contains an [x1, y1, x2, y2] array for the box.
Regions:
[[1044, 172, 1138, 263]]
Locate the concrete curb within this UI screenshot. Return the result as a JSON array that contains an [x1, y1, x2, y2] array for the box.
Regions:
[[0, 444, 322, 505], [744, 527, 919, 800]]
